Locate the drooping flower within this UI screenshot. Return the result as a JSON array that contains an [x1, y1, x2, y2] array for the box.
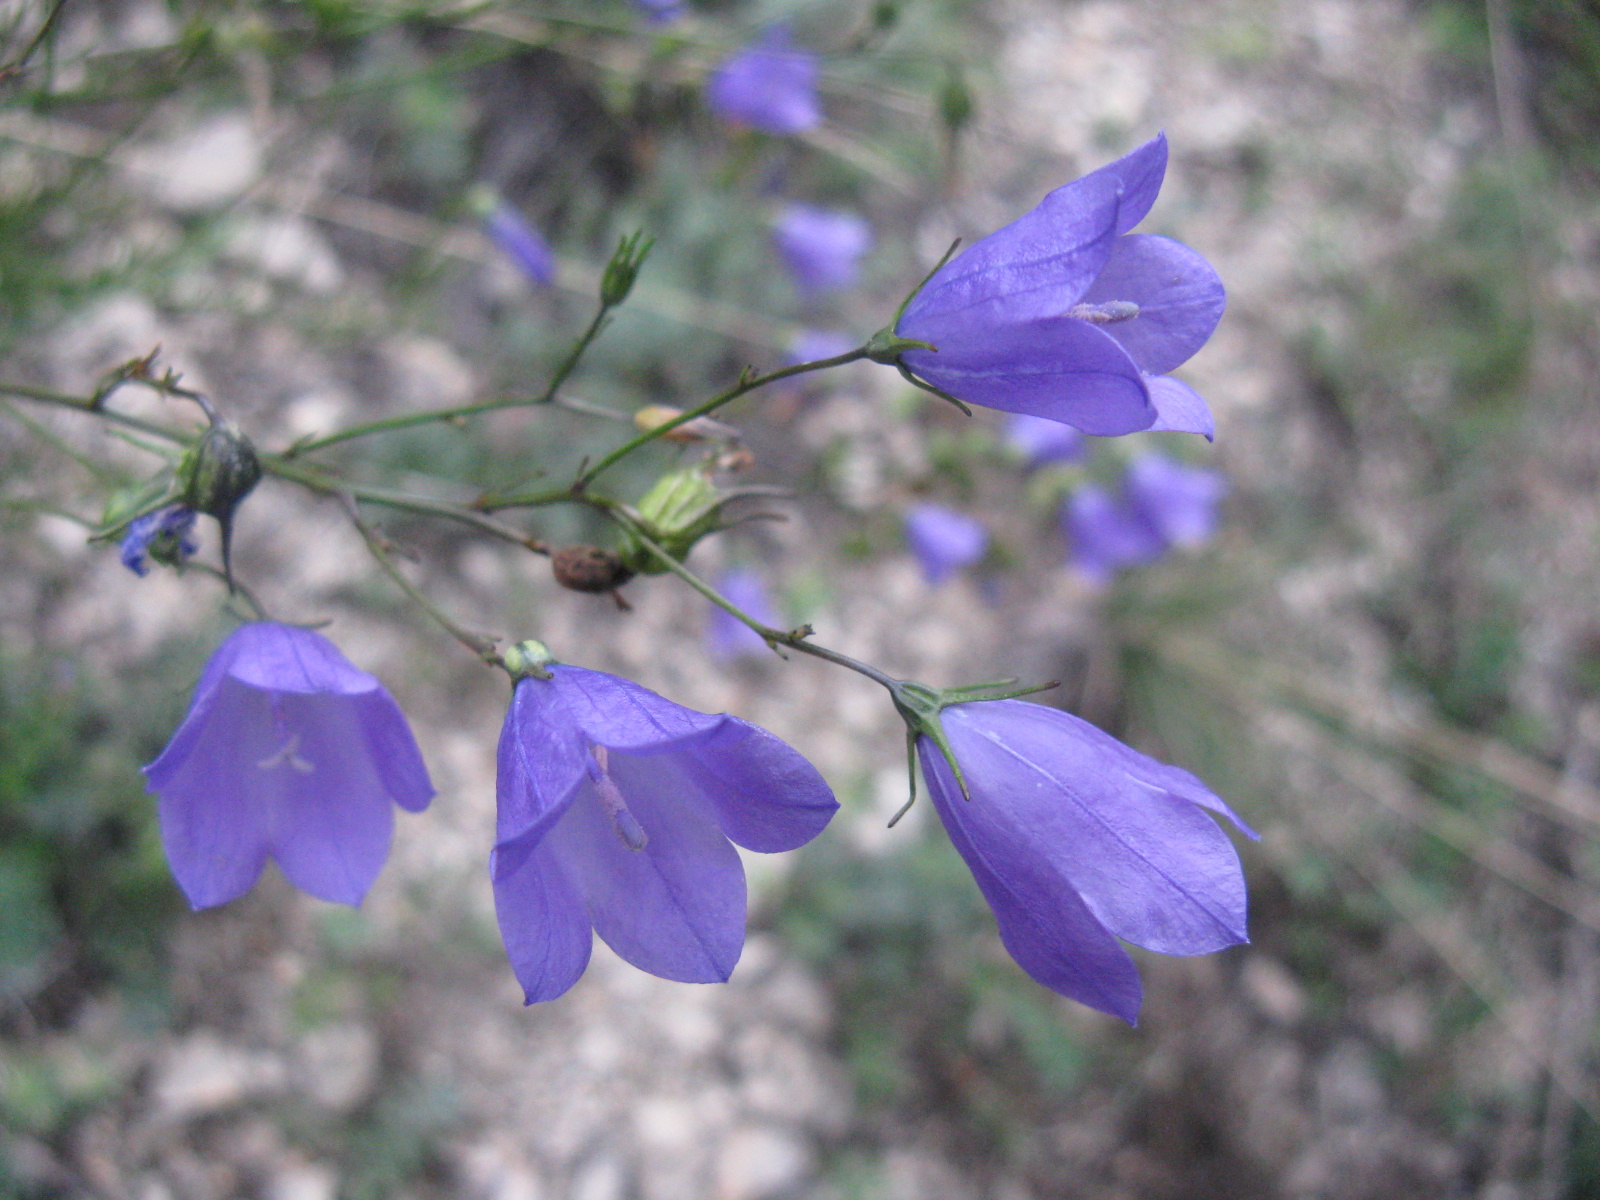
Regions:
[[492, 651, 837, 1001], [916, 698, 1254, 1023], [1006, 413, 1084, 468], [773, 204, 873, 295], [120, 504, 198, 576], [1062, 483, 1165, 584], [706, 30, 822, 135], [786, 328, 858, 365], [483, 199, 555, 287], [905, 503, 988, 585], [707, 568, 779, 661], [144, 623, 434, 910], [1124, 450, 1226, 548], [891, 134, 1224, 438]]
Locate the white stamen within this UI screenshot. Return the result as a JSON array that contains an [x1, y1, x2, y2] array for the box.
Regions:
[[257, 733, 314, 773], [1067, 300, 1140, 324], [590, 745, 648, 851]]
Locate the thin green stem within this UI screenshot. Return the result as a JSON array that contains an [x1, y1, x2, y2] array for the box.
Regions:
[[0, 399, 120, 482], [0, 380, 194, 443]]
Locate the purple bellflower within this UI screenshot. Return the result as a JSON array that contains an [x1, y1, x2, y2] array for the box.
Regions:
[[706, 30, 822, 135], [905, 503, 988, 585], [120, 504, 198, 575], [773, 204, 873, 295], [1124, 450, 1226, 548], [492, 652, 837, 1002], [892, 134, 1224, 438], [708, 568, 779, 661], [1063, 483, 1166, 585], [144, 623, 434, 910], [1006, 413, 1084, 468], [917, 698, 1255, 1023], [483, 200, 556, 287]]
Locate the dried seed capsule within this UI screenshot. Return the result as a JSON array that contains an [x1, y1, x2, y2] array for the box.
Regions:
[[551, 545, 634, 594]]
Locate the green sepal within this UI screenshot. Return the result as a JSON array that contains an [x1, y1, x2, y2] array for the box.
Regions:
[[503, 639, 555, 682]]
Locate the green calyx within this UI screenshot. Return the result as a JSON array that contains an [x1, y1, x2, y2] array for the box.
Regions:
[[503, 638, 556, 682], [886, 676, 1058, 827], [863, 327, 936, 364], [600, 229, 654, 307], [617, 465, 769, 575]]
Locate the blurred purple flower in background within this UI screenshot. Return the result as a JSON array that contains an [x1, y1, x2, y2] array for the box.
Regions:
[[706, 30, 822, 135], [773, 204, 872, 295], [895, 133, 1224, 438], [917, 698, 1255, 1023], [493, 662, 837, 1002], [786, 328, 857, 365], [120, 504, 198, 575], [144, 623, 434, 910], [482, 199, 555, 287], [905, 502, 988, 584], [708, 568, 779, 661], [1062, 483, 1166, 584], [1125, 450, 1226, 548], [632, 0, 685, 23], [1006, 413, 1084, 468]]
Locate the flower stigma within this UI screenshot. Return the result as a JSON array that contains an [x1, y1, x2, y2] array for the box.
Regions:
[[587, 745, 649, 851], [1066, 300, 1141, 324]]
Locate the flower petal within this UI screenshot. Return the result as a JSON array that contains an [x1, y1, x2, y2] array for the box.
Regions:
[[902, 316, 1154, 435], [552, 665, 724, 750], [492, 677, 589, 881], [942, 700, 1250, 956], [150, 677, 273, 910], [492, 835, 594, 1003], [1080, 234, 1225, 375], [265, 693, 396, 906], [1077, 133, 1168, 236], [550, 751, 747, 983], [920, 739, 1144, 1023], [1145, 375, 1216, 440], [666, 718, 837, 852], [355, 691, 435, 813], [226, 623, 381, 695]]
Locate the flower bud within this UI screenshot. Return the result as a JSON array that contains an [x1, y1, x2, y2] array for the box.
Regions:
[[551, 545, 635, 594], [182, 418, 262, 522], [939, 66, 974, 134], [600, 230, 654, 307], [618, 466, 723, 575]]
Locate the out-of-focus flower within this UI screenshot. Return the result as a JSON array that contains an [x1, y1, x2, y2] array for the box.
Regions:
[[120, 504, 198, 576], [706, 30, 822, 135], [786, 329, 858, 365], [890, 134, 1223, 438], [482, 198, 555, 286], [916, 698, 1254, 1023], [905, 502, 988, 584], [144, 623, 434, 910], [1006, 413, 1084, 468], [707, 568, 779, 661], [492, 651, 837, 1001], [633, 403, 742, 444], [773, 204, 872, 295], [1062, 483, 1165, 584], [632, 0, 685, 24], [1124, 450, 1226, 548]]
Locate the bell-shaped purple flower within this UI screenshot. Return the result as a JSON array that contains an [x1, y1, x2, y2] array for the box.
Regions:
[[1124, 450, 1226, 548], [1006, 413, 1084, 468], [144, 623, 434, 910], [1062, 483, 1166, 584], [120, 504, 198, 575], [773, 204, 872, 295], [706, 30, 822, 135], [905, 503, 988, 584], [707, 568, 779, 661], [894, 134, 1224, 438], [917, 699, 1254, 1023], [492, 663, 837, 1002], [483, 200, 555, 287]]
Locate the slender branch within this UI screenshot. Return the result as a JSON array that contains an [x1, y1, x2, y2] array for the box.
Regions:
[[0, 380, 194, 443], [0, 399, 120, 481]]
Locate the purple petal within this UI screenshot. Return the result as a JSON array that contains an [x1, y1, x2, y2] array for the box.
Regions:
[[941, 700, 1251, 956], [1124, 452, 1227, 549], [707, 568, 778, 662], [1075, 133, 1169, 236], [484, 203, 555, 287], [666, 717, 837, 852], [492, 835, 594, 1003], [1006, 413, 1085, 467], [773, 204, 873, 294], [551, 665, 724, 750], [549, 751, 748, 983], [120, 504, 197, 576], [632, 0, 685, 23], [920, 738, 1144, 1023], [224, 623, 382, 695], [899, 173, 1123, 334], [905, 503, 988, 584], [706, 31, 821, 135], [1145, 375, 1216, 440], [1062, 484, 1165, 581], [355, 690, 435, 813], [1079, 235, 1225, 375], [492, 677, 589, 881], [903, 316, 1154, 436]]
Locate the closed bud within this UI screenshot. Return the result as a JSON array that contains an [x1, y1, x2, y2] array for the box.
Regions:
[[939, 67, 973, 133], [551, 544, 635, 593], [619, 466, 724, 575], [183, 418, 262, 521], [600, 229, 654, 307]]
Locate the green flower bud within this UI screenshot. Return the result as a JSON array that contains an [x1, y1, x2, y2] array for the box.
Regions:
[[182, 418, 261, 521], [600, 230, 654, 308], [618, 466, 723, 575], [939, 67, 974, 134]]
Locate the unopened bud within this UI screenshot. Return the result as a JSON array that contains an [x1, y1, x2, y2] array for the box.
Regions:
[[182, 418, 262, 521], [939, 67, 974, 133], [600, 229, 654, 307], [619, 466, 724, 574], [551, 544, 635, 593]]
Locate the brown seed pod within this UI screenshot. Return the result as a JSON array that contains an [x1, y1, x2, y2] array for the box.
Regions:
[[551, 544, 635, 594]]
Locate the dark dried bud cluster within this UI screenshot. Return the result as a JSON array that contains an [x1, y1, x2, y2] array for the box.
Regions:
[[551, 545, 634, 594]]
